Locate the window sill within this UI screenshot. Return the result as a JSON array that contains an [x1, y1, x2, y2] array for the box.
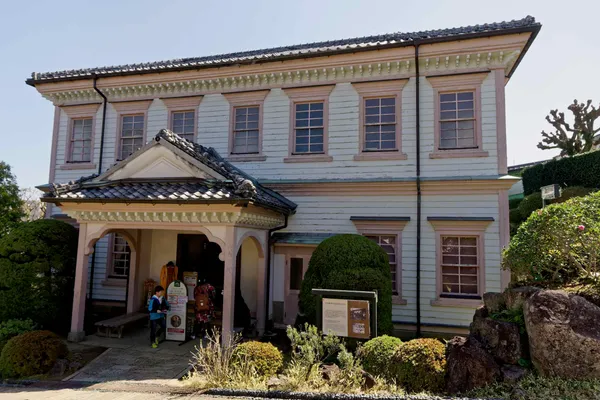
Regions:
[[284, 154, 333, 163], [392, 296, 407, 305], [430, 297, 483, 308], [59, 163, 97, 170], [226, 154, 267, 162], [354, 152, 408, 161], [102, 278, 127, 287], [429, 150, 489, 159]]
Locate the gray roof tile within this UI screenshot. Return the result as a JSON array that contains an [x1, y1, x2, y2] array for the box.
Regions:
[[28, 16, 540, 85]]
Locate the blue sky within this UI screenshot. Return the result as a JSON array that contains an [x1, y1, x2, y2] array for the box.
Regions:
[[1, 0, 598, 188]]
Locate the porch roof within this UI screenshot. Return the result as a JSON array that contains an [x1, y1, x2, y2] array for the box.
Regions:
[[39, 130, 297, 215]]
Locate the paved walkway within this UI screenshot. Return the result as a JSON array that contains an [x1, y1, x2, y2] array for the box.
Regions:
[[0, 386, 242, 399], [67, 329, 199, 384]]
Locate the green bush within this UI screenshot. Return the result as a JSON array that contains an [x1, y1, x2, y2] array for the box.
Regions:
[[517, 192, 543, 220], [503, 191, 600, 285], [509, 208, 523, 224], [392, 338, 446, 393], [299, 234, 393, 334], [232, 341, 283, 377], [357, 335, 401, 380], [522, 150, 600, 195], [552, 186, 596, 204], [509, 197, 523, 210], [0, 330, 69, 378], [0, 220, 77, 332], [0, 319, 35, 353]]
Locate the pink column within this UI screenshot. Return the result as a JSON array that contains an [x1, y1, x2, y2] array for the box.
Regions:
[[499, 189, 511, 289], [221, 226, 237, 345], [126, 230, 139, 314], [255, 232, 268, 335], [68, 223, 90, 342]]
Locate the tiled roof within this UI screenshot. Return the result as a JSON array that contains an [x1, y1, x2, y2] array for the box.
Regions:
[[28, 16, 540, 85], [42, 130, 297, 214]]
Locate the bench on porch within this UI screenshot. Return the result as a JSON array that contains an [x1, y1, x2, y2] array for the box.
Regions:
[[95, 312, 148, 338]]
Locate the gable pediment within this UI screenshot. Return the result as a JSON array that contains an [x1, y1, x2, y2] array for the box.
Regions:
[[101, 144, 222, 181]]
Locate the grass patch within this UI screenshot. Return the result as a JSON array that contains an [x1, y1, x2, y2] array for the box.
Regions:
[[468, 375, 600, 400]]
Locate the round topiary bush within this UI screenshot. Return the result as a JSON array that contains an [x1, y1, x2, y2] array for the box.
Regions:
[[0, 219, 77, 332], [0, 319, 35, 354], [232, 341, 283, 377], [392, 338, 446, 393], [0, 330, 69, 378], [357, 335, 402, 380], [503, 191, 600, 285], [299, 234, 393, 334], [517, 192, 543, 220]]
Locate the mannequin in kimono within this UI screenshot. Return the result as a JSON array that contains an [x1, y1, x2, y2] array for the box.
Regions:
[[160, 261, 178, 291]]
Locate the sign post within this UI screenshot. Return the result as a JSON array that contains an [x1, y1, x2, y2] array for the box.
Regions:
[[313, 289, 377, 339], [166, 280, 188, 342], [541, 184, 561, 208]]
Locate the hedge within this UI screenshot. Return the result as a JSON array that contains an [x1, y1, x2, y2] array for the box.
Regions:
[[299, 234, 393, 335], [357, 335, 402, 380], [232, 341, 283, 377], [522, 151, 600, 195], [0, 330, 68, 378]]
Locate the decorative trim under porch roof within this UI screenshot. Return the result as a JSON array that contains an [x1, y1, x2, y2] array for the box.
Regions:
[[272, 232, 336, 245]]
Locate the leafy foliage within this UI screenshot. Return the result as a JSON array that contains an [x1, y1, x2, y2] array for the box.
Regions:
[[552, 186, 596, 204], [287, 323, 342, 368], [0, 330, 68, 378], [537, 100, 600, 156], [19, 188, 46, 221], [232, 341, 283, 377], [0, 319, 35, 354], [0, 219, 77, 331], [490, 307, 526, 335], [517, 192, 543, 221], [503, 192, 600, 285], [299, 234, 393, 334], [0, 162, 24, 238], [357, 335, 401, 380], [522, 150, 600, 195], [509, 197, 523, 210], [391, 338, 446, 393]]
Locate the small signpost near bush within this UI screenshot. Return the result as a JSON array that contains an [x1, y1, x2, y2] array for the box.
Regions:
[[541, 183, 561, 207], [312, 288, 377, 339]]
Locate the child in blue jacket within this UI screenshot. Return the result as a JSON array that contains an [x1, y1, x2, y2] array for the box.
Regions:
[[148, 285, 170, 348]]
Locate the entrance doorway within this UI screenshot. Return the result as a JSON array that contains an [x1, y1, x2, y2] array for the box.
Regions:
[[284, 248, 312, 325]]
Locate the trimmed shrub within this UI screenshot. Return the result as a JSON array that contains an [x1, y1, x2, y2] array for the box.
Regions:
[[0, 319, 35, 353], [299, 234, 393, 335], [232, 341, 283, 377], [509, 197, 523, 210], [0, 220, 77, 332], [392, 338, 446, 393], [517, 192, 543, 220], [357, 335, 401, 379], [503, 191, 600, 285], [509, 208, 523, 224], [0, 330, 69, 378], [552, 186, 596, 204], [522, 150, 600, 195]]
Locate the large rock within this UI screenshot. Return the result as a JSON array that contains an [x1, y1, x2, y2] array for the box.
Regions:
[[445, 336, 501, 394], [483, 292, 506, 313], [471, 315, 522, 364], [524, 290, 600, 378], [505, 286, 540, 311]]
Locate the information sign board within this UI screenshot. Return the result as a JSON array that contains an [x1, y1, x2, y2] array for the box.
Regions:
[[166, 280, 188, 341]]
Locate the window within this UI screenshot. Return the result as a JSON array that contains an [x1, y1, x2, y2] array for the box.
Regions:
[[289, 257, 304, 291], [352, 80, 407, 161], [110, 234, 130, 278], [119, 114, 144, 160], [171, 111, 195, 141], [439, 92, 475, 149], [283, 85, 334, 163], [69, 118, 93, 162], [366, 235, 398, 294], [441, 236, 479, 297], [428, 216, 493, 307], [294, 102, 324, 154], [351, 216, 408, 304], [427, 73, 488, 159], [364, 98, 396, 151], [232, 106, 260, 154]]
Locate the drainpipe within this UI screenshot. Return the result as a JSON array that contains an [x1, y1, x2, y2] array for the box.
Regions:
[[264, 215, 288, 332], [87, 77, 108, 304], [414, 42, 422, 338]]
